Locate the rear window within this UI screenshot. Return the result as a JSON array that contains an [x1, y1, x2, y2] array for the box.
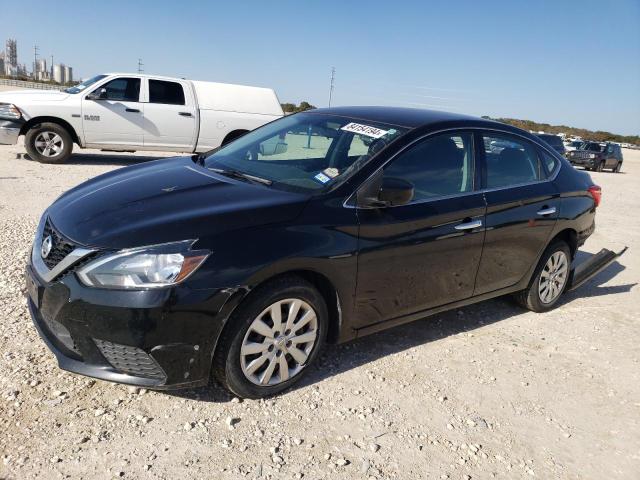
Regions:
[[149, 80, 185, 105]]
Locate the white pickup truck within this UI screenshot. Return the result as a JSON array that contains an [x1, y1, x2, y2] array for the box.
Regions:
[[0, 73, 283, 163]]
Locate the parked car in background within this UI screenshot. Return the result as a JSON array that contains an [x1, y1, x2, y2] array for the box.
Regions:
[[564, 140, 584, 153], [26, 107, 625, 398], [567, 141, 624, 172], [537, 134, 566, 156], [0, 73, 283, 163]]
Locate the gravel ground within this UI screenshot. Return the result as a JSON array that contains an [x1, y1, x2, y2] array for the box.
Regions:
[[0, 142, 638, 480]]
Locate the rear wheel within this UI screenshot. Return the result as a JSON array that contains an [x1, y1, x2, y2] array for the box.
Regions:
[[25, 122, 73, 164], [614, 161, 622, 173], [515, 241, 571, 312], [212, 276, 328, 398]]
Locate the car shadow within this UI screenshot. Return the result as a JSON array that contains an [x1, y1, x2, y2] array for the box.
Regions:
[[21, 152, 174, 166], [165, 255, 633, 404]]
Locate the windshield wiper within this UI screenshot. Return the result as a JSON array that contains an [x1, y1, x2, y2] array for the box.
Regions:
[[208, 167, 272, 186]]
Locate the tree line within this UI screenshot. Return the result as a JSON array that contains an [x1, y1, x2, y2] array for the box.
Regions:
[[484, 116, 639, 145], [280, 101, 316, 113]]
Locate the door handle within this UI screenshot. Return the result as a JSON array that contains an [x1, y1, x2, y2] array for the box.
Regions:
[[455, 219, 483, 231], [179, 112, 193, 117], [125, 108, 140, 113], [536, 206, 557, 216]]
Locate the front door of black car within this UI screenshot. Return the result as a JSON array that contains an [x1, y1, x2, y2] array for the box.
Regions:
[[353, 132, 486, 329], [473, 132, 559, 295]]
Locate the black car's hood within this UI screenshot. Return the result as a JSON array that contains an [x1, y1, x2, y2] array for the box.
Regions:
[[48, 157, 309, 249]]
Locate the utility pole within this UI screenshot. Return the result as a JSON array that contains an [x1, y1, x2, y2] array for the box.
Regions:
[[328, 67, 335, 107], [137, 58, 144, 74], [33, 45, 39, 78], [50, 54, 54, 78]]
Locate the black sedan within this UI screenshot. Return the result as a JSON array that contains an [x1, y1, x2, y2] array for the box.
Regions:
[[26, 107, 625, 398]]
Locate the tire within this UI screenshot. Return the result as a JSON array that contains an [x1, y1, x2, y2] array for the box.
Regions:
[[514, 241, 571, 313], [614, 161, 622, 173], [596, 161, 604, 172], [212, 275, 328, 399], [25, 122, 73, 164]]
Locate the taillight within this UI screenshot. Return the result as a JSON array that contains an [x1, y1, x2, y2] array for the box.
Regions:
[[588, 185, 602, 207]]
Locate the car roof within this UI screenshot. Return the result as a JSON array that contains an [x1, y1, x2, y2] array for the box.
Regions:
[[306, 106, 494, 129]]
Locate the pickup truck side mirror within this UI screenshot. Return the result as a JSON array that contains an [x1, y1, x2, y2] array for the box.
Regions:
[[86, 88, 107, 101]]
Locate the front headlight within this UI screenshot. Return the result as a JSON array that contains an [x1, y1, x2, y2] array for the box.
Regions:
[[77, 240, 210, 289], [0, 103, 22, 120], [588, 154, 596, 159]]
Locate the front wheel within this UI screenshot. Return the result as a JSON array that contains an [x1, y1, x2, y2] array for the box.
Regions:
[[24, 122, 73, 164], [212, 276, 328, 398], [596, 161, 604, 172], [614, 161, 622, 173], [515, 241, 571, 312]]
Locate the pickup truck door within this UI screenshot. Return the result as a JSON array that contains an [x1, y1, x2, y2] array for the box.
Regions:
[[142, 79, 197, 151], [82, 76, 144, 146]]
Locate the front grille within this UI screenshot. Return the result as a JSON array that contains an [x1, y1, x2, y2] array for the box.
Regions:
[[573, 151, 591, 159], [41, 314, 81, 356], [94, 339, 167, 380], [42, 219, 76, 269]]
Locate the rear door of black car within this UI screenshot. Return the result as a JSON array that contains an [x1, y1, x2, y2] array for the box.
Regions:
[[474, 131, 560, 295], [353, 131, 486, 328]]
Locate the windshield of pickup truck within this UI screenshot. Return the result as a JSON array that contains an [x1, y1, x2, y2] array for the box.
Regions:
[[203, 113, 409, 194], [64, 74, 108, 94]]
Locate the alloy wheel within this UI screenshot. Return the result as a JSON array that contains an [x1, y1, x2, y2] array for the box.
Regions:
[[240, 299, 318, 386], [34, 131, 64, 157], [538, 251, 569, 304]]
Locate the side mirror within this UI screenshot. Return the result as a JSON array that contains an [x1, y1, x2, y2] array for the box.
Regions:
[[378, 177, 414, 206], [86, 88, 107, 100]]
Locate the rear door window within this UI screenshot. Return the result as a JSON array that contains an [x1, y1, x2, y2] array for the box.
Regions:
[[482, 133, 542, 188], [149, 80, 186, 105]]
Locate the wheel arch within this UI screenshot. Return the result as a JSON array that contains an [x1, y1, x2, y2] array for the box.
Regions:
[[549, 228, 578, 259], [215, 269, 344, 358], [20, 116, 81, 145], [221, 129, 249, 146]]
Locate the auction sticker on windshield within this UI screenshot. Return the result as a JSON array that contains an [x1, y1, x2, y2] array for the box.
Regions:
[[340, 122, 389, 139]]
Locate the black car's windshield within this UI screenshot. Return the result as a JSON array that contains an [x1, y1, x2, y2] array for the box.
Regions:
[[581, 142, 604, 152], [204, 113, 409, 193], [63, 74, 108, 94]]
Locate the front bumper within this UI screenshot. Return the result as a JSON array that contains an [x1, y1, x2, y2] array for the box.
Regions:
[[26, 262, 239, 389], [568, 156, 598, 168], [0, 119, 22, 145]]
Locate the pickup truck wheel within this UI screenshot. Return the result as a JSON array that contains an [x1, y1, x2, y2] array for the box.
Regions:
[[596, 161, 604, 172], [25, 123, 73, 164], [212, 275, 328, 399], [614, 161, 622, 173], [514, 241, 571, 313]]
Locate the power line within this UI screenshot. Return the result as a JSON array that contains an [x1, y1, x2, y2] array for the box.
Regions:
[[328, 67, 335, 107]]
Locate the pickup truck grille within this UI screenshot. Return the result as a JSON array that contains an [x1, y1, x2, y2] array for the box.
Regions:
[[572, 151, 592, 159]]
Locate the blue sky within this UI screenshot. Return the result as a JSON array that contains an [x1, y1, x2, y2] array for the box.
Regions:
[[2, 0, 639, 135]]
